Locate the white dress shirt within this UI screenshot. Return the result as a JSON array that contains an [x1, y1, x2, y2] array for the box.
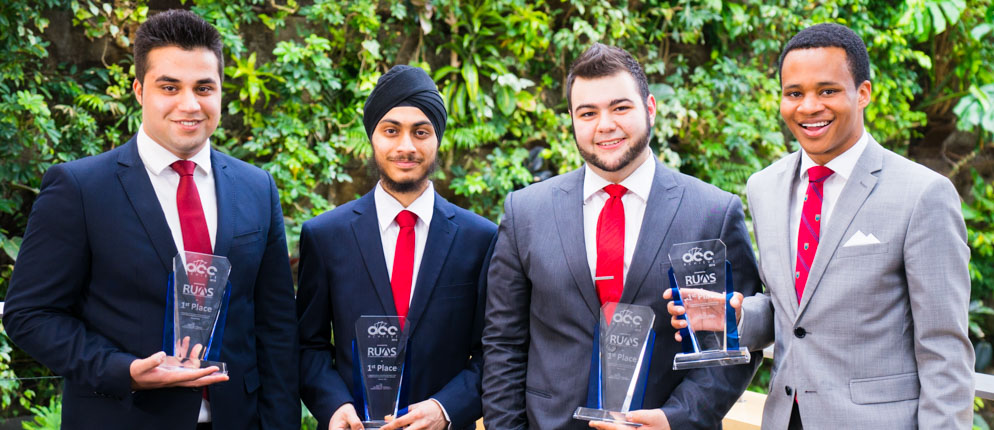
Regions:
[[136, 125, 218, 252], [789, 130, 868, 270], [582, 154, 656, 283], [374, 181, 454, 424], [136, 124, 217, 423], [374, 181, 435, 303]]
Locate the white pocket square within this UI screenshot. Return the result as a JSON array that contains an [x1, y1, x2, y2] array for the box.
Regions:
[[843, 230, 881, 247]]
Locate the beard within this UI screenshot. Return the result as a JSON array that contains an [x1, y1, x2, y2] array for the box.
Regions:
[[575, 114, 653, 173], [370, 153, 439, 194]]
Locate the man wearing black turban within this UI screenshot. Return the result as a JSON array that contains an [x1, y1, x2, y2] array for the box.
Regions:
[[297, 65, 497, 430]]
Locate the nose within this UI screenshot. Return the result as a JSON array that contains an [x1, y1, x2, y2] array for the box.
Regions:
[[396, 132, 416, 153], [596, 111, 617, 134], [176, 88, 202, 113], [797, 94, 823, 115]]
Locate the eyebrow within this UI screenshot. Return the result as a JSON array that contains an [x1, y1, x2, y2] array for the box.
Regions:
[[380, 119, 432, 128], [153, 76, 218, 85], [783, 81, 841, 90], [574, 98, 634, 111]]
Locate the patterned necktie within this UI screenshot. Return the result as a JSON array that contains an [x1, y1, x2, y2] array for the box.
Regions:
[[391, 210, 417, 328], [595, 184, 627, 307], [795, 165, 834, 303], [170, 160, 212, 255]]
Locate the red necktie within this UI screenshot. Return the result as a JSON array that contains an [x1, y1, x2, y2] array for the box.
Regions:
[[391, 210, 417, 329], [595, 184, 627, 308], [794, 166, 834, 303], [170, 160, 213, 402], [171, 160, 212, 255]]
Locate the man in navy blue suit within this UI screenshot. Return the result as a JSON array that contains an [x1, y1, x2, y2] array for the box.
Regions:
[[297, 65, 497, 430], [2, 10, 298, 429]]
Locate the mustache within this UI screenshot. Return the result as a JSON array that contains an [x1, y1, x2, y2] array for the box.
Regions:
[[386, 154, 425, 163]]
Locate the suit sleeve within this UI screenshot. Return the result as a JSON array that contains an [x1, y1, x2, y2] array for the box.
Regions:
[[431, 227, 498, 428], [904, 177, 974, 428], [253, 173, 301, 429], [297, 221, 354, 427], [739, 181, 776, 350], [481, 192, 531, 430], [660, 194, 763, 429], [2, 164, 136, 398]]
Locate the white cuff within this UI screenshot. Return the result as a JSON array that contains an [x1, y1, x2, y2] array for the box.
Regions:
[[429, 398, 452, 430]]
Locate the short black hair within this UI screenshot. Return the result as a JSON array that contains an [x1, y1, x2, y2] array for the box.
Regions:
[[566, 43, 650, 112], [778, 23, 870, 86], [134, 9, 224, 84]]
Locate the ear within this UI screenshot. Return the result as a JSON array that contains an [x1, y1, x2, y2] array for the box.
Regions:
[[133, 78, 143, 105], [857, 80, 871, 110], [645, 93, 657, 126]]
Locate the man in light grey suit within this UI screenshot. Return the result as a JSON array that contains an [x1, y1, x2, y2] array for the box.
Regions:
[[482, 44, 762, 430], [670, 23, 974, 428]]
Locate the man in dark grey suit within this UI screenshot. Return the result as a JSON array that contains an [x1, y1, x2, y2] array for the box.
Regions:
[[482, 43, 762, 429]]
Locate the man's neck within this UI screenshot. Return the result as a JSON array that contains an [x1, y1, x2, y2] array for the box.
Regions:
[[382, 182, 429, 208], [590, 147, 652, 184]]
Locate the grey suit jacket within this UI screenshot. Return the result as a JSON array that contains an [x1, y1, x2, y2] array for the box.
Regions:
[[740, 137, 975, 428], [483, 160, 762, 429]]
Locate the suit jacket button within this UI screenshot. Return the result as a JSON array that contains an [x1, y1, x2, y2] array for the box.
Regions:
[[785, 386, 793, 396], [794, 327, 806, 338]]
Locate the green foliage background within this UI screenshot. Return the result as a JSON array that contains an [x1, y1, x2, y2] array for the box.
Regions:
[[1, 0, 993, 425]]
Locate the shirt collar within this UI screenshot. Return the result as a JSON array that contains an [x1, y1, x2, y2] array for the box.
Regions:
[[136, 123, 212, 176], [583, 152, 656, 203], [799, 128, 868, 182], [374, 181, 435, 232]]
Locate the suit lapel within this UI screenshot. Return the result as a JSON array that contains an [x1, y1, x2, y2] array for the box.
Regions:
[[350, 193, 396, 315], [797, 140, 882, 317], [405, 194, 458, 336], [116, 138, 177, 272], [210, 151, 234, 257], [552, 169, 601, 319], [620, 161, 682, 304], [774, 153, 802, 317]]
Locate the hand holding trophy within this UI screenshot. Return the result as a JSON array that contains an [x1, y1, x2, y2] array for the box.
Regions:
[[666, 240, 750, 370], [157, 252, 231, 375]]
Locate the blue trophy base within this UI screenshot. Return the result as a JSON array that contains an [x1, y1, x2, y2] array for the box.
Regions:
[[673, 348, 750, 370], [361, 420, 388, 429], [573, 407, 643, 427]]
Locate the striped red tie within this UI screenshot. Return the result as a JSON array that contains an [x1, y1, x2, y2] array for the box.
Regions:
[[794, 165, 834, 303]]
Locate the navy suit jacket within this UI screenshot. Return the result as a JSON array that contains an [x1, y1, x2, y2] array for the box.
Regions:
[[2, 138, 299, 429], [297, 190, 497, 429]]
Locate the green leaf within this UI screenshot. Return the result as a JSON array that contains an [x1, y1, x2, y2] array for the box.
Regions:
[[2, 235, 21, 261], [461, 62, 479, 103], [928, 3, 947, 34], [496, 86, 516, 116]]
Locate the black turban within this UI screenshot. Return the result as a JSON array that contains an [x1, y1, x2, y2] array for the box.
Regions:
[[363, 65, 447, 143]]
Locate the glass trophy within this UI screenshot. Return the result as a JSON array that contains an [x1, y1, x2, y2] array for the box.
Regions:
[[355, 316, 410, 429], [159, 251, 231, 375], [573, 303, 656, 427], [668, 239, 750, 370]]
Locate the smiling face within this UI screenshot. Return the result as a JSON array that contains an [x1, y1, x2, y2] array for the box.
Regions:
[[570, 71, 656, 183], [133, 45, 222, 159], [371, 106, 438, 198], [780, 47, 871, 165]]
